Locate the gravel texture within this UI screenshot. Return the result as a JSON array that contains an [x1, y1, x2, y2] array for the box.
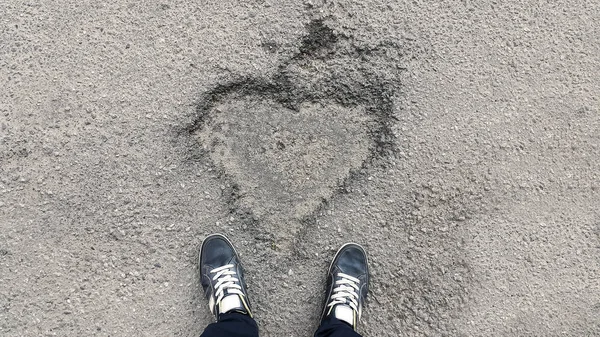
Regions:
[[1, 1, 599, 336]]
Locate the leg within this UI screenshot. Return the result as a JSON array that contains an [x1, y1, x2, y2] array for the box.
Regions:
[[314, 315, 362, 337], [315, 243, 369, 337], [200, 312, 259, 337]]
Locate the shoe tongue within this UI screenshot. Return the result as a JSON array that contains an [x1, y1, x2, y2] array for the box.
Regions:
[[219, 294, 242, 314], [334, 305, 355, 327]]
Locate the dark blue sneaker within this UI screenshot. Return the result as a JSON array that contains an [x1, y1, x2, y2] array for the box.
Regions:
[[199, 234, 252, 320], [320, 243, 369, 330]]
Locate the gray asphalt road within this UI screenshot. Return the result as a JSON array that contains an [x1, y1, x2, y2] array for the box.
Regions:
[[1, 1, 599, 336]]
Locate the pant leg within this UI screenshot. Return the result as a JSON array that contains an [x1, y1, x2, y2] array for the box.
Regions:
[[200, 312, 259, 337], [314, 315, 362, 337]]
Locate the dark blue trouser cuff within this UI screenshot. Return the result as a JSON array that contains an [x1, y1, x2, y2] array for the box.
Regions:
[[313, 315, 362, 337], [200, 312, 362, 337], [200, 312, 259, 337]]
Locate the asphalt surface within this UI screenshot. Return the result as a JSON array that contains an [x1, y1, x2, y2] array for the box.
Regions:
[[1, 1, 599, 336]]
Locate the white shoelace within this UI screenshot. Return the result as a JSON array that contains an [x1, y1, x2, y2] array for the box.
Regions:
[[327, 272, 361, 314], [210, 264, 243, 307]]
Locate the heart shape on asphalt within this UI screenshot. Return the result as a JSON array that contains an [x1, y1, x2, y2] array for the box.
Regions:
[[187, 20, 398, 244], [197, 97, 372, 223]]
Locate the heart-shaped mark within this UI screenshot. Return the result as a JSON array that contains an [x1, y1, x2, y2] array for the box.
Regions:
[[188, 20, 399, 248], [198, 97, 373, 223]]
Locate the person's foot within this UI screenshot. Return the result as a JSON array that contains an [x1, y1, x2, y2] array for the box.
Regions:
[[320, 243, 369, 330], [199, 234, 252, 320]]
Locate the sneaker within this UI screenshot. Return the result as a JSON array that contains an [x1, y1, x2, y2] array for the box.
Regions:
[[199, 233, 252, 319], [320, 243, 369, 330]]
